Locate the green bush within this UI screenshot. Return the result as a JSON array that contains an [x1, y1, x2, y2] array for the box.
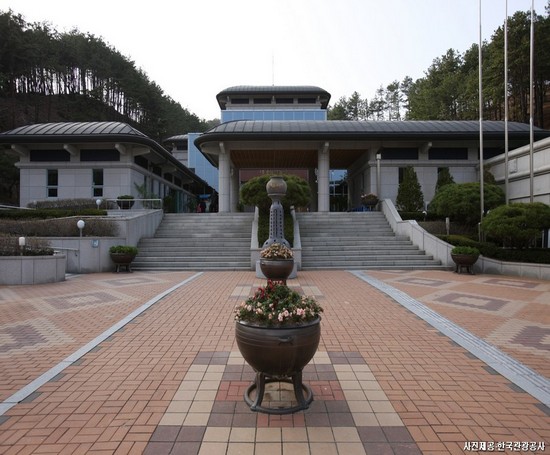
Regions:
[[241, 174, 309, 246], [438, 234, 549, 264], [240, 174, 311, 213], [429, 183, 505, 226], [481, 202, 550, 249], [435, 167, 455, 193], [396, 166, 424, 212]]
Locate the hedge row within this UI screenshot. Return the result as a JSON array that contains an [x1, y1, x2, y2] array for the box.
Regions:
[[437, 234, 550, 265], [0, 209, 107, 219], [0, 236, 54, 256], [0, 217, 118, 237]]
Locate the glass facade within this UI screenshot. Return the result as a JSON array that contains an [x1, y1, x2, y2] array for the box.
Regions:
[[187, 133, 219, 192], [221, 110, 326, 122]]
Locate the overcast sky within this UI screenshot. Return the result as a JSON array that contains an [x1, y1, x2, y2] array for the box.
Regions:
[[1, 0, 547, 120]]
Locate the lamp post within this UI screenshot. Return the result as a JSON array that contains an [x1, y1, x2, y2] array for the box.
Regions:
[[96, 199, 102, 209], [376, 153, 382, 198], [77, 220, 85, 238], [18, 236, 25, 256]]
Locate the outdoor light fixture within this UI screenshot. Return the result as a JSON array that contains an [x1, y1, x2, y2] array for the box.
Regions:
[[77, 219, 85, 237], [19, 236, 25, 255], [96, 199, 102, 209], [376, 153, 382, 198]]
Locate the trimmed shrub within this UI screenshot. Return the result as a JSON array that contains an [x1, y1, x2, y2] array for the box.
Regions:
[[240, 174, 311, 213], [0, 217, 118, 237], [429, 183, 504, 226], [27, 198, 107, 210], [481, 202, 550, 249], [240, 174, 310, 246], [435, 167, 455, 193], [0, 209, 107, 219], [396, 166, 424, 212]]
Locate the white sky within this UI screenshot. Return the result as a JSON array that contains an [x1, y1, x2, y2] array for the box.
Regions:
[[1, 0, 547, 121]]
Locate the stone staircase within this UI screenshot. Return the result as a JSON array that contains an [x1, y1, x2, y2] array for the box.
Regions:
[[132, 213, 253, 270], [297, 212, 445, 270]]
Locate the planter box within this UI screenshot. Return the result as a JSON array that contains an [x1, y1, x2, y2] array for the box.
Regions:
[[0, 255, 66, 285]]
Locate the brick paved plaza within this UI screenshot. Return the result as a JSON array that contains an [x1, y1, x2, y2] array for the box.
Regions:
[[0, 270, 548, 454]]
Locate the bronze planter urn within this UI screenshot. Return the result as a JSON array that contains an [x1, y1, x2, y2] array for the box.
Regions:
[[451, 253, 479, 274], [259, 258, 294, 283], [109, 253, 136, 272], [235, 317, 321, 414]]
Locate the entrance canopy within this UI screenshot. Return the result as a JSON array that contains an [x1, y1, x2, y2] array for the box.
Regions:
[[194, 119, 550, 212]]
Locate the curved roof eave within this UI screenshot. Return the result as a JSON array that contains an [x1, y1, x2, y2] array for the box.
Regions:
[[0, 122, 212, 189], [216, 85, 331, 110], [195, 120, 550, 147]]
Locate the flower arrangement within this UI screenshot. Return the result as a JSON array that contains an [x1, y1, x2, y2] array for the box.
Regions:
[[260, 242, 293, 259], [360, 193, 379, 205], [235, 280, 323, 327]]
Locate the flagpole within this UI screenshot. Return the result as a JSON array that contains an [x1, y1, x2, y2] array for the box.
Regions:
[[504, 0, 509, 204], [529, 0, 534, 202], [479, 0, 485, 223]]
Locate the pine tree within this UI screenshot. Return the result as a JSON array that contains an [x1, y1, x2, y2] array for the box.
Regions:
[[435, 167, 455, 193], [396, 166, 424, 211]]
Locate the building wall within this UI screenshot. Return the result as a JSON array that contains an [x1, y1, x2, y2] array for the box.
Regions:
[[347, 146, 480, 210], [17, 155, 193, 209], [486, 137, 550, 204]]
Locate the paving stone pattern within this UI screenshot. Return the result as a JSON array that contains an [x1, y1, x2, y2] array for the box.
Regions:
[[0, 270, 548, 454]]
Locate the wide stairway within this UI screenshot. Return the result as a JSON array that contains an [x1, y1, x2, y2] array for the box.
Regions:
[[297, 212, 444, 270], [132, 213, 253, 271]]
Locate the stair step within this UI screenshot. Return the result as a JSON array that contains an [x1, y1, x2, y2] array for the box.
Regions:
[[297, 212, 441, 270]]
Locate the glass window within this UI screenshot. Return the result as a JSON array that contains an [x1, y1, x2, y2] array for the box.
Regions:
[[382, 148, 419, 160], [81, 149, 120, 161], [31, 150, 70, 162], [47, 169, 58, 197], [92, 169, 103, 197], [429, 148, 468, 160]]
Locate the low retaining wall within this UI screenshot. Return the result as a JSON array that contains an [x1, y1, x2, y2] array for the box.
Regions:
[[381, 199, 550, 280], [0, 254, 66, 285], [48, 209, 164, 274]]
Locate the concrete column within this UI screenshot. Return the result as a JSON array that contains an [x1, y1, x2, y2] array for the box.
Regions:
[[230, 167, 240, 212], [317, 142, 330, 212], [218, 142, 231, 212]]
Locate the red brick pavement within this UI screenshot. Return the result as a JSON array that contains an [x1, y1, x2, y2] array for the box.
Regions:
[[0, 270, 548, 454]]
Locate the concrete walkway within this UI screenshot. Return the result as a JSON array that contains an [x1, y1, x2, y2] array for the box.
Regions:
[[0, 270, 548, 454]]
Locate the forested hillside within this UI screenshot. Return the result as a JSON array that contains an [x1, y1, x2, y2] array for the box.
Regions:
[[0, 10, 213, 139], [329, 6, 550, 128]]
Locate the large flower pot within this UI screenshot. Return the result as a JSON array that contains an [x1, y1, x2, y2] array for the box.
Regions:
[[116, 199, 134, 209], [451, 253, 479, 274], [259, 258, 294, 283], [110, 253, 136, 272], [235, 317, 321, 414]]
